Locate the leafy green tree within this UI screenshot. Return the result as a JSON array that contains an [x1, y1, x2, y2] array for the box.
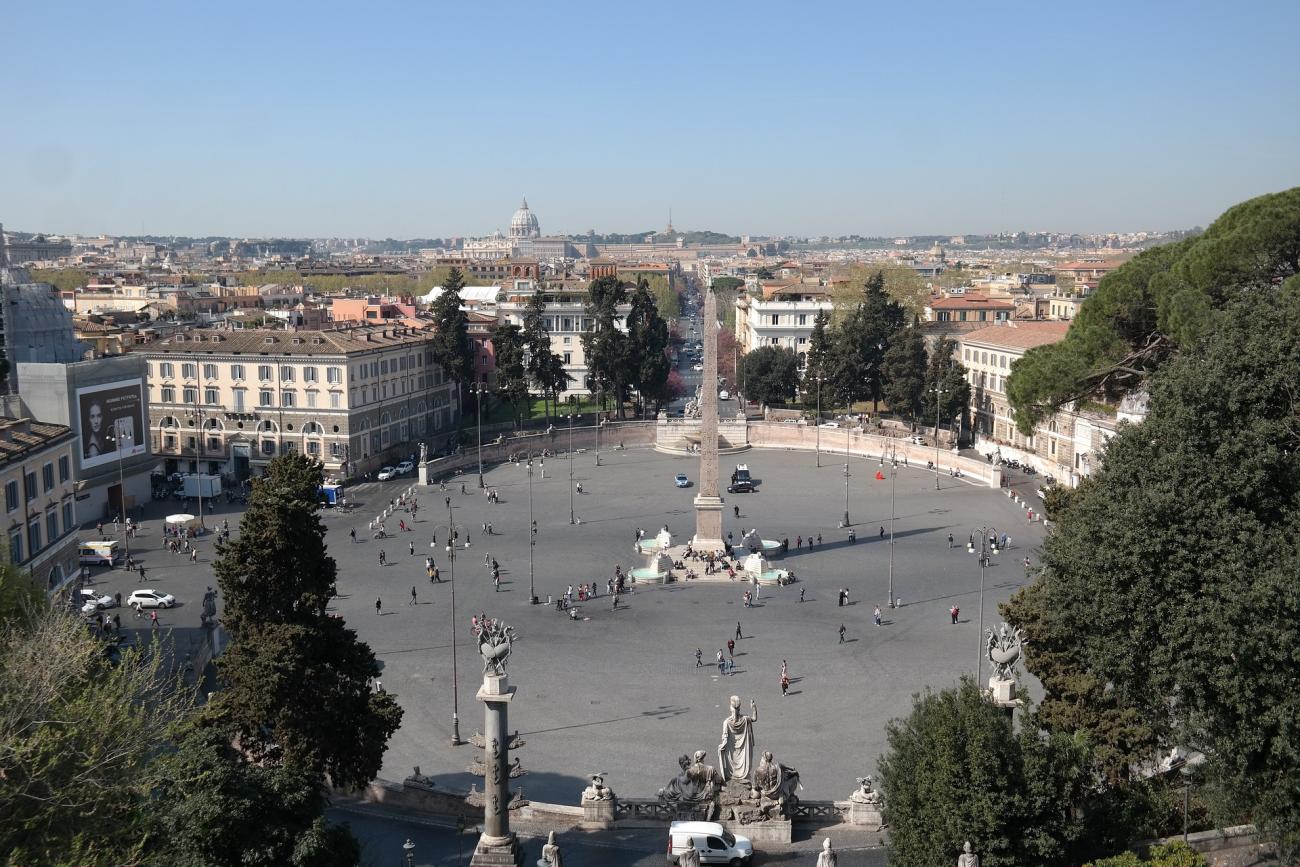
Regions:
[[491, 321, 529, 427], [146, 729, 359, 867], [428, 266, 471, 387], [1003, 284, 1300, 853], [879, 678, 1088, 867], [210, 454, 401, 790], [521, 292, 568, 421], [1008, 187, 1300, 434], [880, 327, 929, 421], [826, 273, 906, 410], [739, 346, 800, 407], [920, 337, 970, 433], [0, 608, 193, 867], [801, 310, 833, 410], [626, 278, 672, 414], [1086, 841, 1207, 867], [582, 275, 632, 417]]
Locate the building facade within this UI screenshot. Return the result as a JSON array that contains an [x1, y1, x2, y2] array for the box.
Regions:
[[0, 417, 80, 596], [143, 326, 460, 480], [733, 281, 833, 366]]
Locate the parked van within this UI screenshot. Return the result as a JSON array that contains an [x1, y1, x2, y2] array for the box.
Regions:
[[666, 821, 752, 864], [79, 540, 120, 567]]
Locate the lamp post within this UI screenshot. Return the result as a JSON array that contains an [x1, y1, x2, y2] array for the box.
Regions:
[[446, 498, 464, 746], [842, 398, 852, 528], [474, 383, 485, 489], [527, 452, 537, 604], [967, 524, 1001, 683], [815, 374, 822, 468], [886, 439, 898, 608], [107, 419, 132, 560], [567, 409, 579, 525], [931, 383, 947, 491], [595, 416, 601, 467]]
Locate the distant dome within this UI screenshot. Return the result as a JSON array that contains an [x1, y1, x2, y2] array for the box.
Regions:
[[509, 197, 540, 239]]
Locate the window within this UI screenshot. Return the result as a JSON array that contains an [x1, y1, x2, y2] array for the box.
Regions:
[[208, 436, 221, 451], [330, 442, 343, 457], [306, 391, 317, 408], [204, 388, 219, 405], [203, 363, 218, 379], [798, 314, 807, 325], [8, 530, 21, 563], [798, 337, 807, 345], [380, 360, 389, 375], [281, 391, 295, 408], [304, 366, 318, 383], [327, 366, 342, 384], [42, 463, 54, 492], [563, 351, 572, 364], [281, 441, 296, 454], [183, 387, 197, 404], [232, 389, 246, 411], [182, 362, 197, 379], [46, 508, 58, 544], [280, 366, 294, 381], [187, 436, 196, 450], [24, 471, 37, 500], [160, 362, 174, 378], [161, 386, 175, 403], [231, 364, 245, 380], [258, 365, 273, 381], [27, 521, 41, 556], [62, 501, 74, 535], [563, 336, 571, 345], [329, 392, 341, 409], [259, 390, 274, 407], [164, 435, 176, 449], [770, 314, 779, 325], [5, 481, 17, 513], [306, 440, 320, 455], [58, 456, 69, 482], [261, 440, 275, 455]]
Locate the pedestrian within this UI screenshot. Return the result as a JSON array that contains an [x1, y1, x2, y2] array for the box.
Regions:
[[837, 589, 844, 608], [487, 522, 493, 535], [375, 597, 382, 615], [816, 534, 822, 546], [379, 550, 387, 566], [433, 567, 441, 582], [190, 549, 198, 563], [947, 533, 954, 548], [839, 623, 846, 644], [734, 505, 740, 518], [695, 648, 703, 668], [150, 610, 159, 630], [950, 605, 959, 624], [879, 526, 885, 539], [727, 638, 735, 659], [1023, 556, 1031, 568], [611, 593, 620, 610], [409, 586, 418, 605], [874, 606, 882, 627], [796, 535, 802, 548], [493, 573, 501, 592], [780, 672, 790, 697], [735, 620, 742, 640], [799, 587, 805, 603], [138, 565, 146, 583], [350, 528, 357, 543], [717, 649, 725, 674]]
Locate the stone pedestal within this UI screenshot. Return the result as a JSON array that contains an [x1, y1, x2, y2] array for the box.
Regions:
[[470, 673, 524, 867], [721, 818, 792, 843], [988, 676, 1017, 704], [847, 802, 885, 829], [418, 463, 429, 486], [692, 495, 726, 552], [468, 835, 524, 866], [581, 795, 616, 828]]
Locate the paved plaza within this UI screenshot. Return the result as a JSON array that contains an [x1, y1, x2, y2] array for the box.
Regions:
[[92, 444, 1044, 811]]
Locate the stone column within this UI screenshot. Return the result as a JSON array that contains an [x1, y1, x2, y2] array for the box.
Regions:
[[470, 673, 523, 866], [693, 286, 726, 551]]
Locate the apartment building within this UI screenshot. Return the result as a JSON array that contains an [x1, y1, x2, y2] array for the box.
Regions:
[[924, 291, 1016, 324], [497, 279, 629, 397], [733, 281, 834, 366], [0, 417, 80, 594], [143, 326, 460, 479]]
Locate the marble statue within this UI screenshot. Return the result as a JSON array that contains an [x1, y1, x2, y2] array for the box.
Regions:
[[477, 619, 514, 676], [816, 838, 838, 867], [537, 830, 562, 867], [419, 442, 428, 464], [659, 752, 720, 820], [200, 586, 218, 627], [719, 696, 758, 783], [850, 776, 883, 806], [985, 623, 1025, 680], [582, 772, 612, 801], [958, 841, 980, 867], [677, 838, 701, 867], [753, 750, 801, 818]]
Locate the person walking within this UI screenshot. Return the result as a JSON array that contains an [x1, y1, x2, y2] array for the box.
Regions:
[[433, 566, 441, 583], [799, 587, 805, 603], [409, 541, 415, 556], [409, 586, 418, 606], [838, 623, 846, 644], [716, 649, 726, 674], [138, 564, 147, 583], [695, 648, 703, 668], [379, 550, 387, 567], [150, 610, 159, 630], [874, 606, 882, 627], [879, 526, 885, 539], [350, 528, 357, 543], [780, 671, 790, 697], [733, 504, 740, 519], [947, 533, 954, 548], [735, 620, 743, 640], [375, 597, 382, 615], [950, 605, 959, 624], [796, 535, 802, 549], [726, 638, 735, 660]]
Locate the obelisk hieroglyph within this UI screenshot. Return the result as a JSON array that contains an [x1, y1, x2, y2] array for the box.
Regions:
[[693, 286, 726, 552]]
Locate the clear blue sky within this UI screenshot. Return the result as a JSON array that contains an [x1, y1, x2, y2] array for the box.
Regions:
[[4, 0, 1298, 239]]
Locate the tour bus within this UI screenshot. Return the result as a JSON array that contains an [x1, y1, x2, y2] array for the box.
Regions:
[[79, 540, 121, 567]]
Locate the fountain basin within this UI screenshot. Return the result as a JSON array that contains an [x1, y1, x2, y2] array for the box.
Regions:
[[754, 568, 789, 586], [630, 566, 670, 584]]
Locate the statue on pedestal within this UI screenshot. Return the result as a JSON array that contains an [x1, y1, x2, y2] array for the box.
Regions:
[[659, 752, 720, 821], [816, 838, 838, 867], [477, 619, 514, 676], [850, 775, 883, 807], [958, 841, 980, 867], [200, 586, 218, 627], [753, 750, 801, 819], [537, 830, 562, 867], [986, 623, 1025, 680], [582, 772, 612, 801], [677, 838, 702, 867], [718, 696, 757, 785]]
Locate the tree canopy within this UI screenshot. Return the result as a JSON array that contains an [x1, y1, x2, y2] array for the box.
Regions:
[[1007, 187, 1300, 433], [1002, 281, 1300, 853], [880, 327, 929, 421], [428, 266, 471, 386], [739, 346, 800, 406]]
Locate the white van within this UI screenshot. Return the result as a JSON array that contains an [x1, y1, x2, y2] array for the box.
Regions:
[[666, 821, 752, 864], [79, 540, 120, 567]]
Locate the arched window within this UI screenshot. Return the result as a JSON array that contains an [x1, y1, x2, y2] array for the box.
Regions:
[[159, 416, 180, 429], [302, 421, 324, 436], [257, 420, 278, 434], [203, 418, 223, 431]]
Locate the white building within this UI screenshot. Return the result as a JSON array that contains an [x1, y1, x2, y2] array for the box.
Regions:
[[733, 281, 834, 367]]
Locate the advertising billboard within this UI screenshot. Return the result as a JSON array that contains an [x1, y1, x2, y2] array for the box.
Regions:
[[77, 378, 147, 470]]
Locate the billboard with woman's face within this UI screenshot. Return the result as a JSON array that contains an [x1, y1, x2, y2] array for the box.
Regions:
[[77, 379, 147, 470]]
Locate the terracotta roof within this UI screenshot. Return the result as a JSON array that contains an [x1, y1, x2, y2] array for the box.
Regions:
[[0, 417, 74, 465], [929, 293, 1016, 310], [961, 321, 1070, 350], [147, 326, 434, 356]]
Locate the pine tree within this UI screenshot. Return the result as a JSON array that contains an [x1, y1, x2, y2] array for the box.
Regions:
[[429, 266, 470, 386]]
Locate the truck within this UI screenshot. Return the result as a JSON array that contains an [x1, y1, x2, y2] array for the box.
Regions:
[[181, 473, 221, 499], [318, 483, 344, 506]]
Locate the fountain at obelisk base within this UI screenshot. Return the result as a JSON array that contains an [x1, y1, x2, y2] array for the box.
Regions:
[[693, 286, 726, 552]]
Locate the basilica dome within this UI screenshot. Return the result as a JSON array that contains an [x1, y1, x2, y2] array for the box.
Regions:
[[509, 197, 541, 239]]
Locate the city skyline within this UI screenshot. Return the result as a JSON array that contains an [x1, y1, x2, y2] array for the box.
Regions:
[[4, 0, 1298, 238]]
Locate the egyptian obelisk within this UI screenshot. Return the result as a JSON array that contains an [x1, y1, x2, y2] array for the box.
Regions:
[[693, 286, 726, 552]]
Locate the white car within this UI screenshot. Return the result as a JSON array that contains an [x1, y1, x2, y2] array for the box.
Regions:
[[127, 589, 176, 609], [377, 466, 398, 481], [395, 460, 414, 475], [719, 390, 730, 400], [908, 435, 925, 445], [79, 589, 115, 614], [692, 364, 704, 372]]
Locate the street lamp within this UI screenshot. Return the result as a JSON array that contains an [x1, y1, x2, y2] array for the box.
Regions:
[[595, 416, 601, 467], [814, 374, 823, 468], [567, 409, 580, 525], [402, 837, 415, 867], [885, 440, 898, 608], [474, 383, 486, 489], [106, 419, 132, 560], [446, 498, 464, 746], [526, 452, 538, 604], [967, 525, 1001, 683], [931, 383, 947, 491]]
